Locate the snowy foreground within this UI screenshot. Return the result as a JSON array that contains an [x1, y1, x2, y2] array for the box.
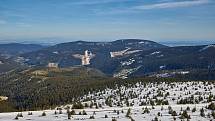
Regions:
[[0, 81, 215, 121]]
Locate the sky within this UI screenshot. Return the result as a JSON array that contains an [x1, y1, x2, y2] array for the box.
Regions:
[[0, 0, 215, 42]]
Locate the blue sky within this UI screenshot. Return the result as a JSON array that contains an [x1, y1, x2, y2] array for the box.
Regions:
[[0, 0, 215, 42]]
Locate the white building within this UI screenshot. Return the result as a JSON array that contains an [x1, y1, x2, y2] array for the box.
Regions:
[[82, 50, 93, 65], [0, 96, 8, 101], [72, 50, 95, 66], [48, 63, 59, 68]]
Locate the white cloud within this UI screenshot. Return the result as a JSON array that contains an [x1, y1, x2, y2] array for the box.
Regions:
[[133, 0, 210, 10], [73, 0, 130, 5], [93, 0, 211, 15]]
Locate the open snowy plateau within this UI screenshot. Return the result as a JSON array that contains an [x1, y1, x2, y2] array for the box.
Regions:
[[0, 81, 215, 121]]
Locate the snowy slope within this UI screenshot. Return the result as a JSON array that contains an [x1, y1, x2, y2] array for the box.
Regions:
[[0, 81, 215, 121]]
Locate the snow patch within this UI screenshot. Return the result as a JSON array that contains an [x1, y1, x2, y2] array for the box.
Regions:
[[199, 44, 215, 52], [110, 48, 142, 58], [120, 58, 135, 66], [150, 51, 161, 55], [0, 60, 3, 64], [15, 56, 25, 63], [157, 54, 164, 57], [159, 65, 166, 69], [114, 66, 141, 79], [138, 41, 145, 44], [152, 71, 190, 78], [52, 51, 59, 54]]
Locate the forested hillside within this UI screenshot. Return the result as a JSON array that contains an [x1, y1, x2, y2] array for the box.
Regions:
[[0, 66, 187, 112]]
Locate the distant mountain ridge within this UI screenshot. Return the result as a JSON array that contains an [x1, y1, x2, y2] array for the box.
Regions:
[[19, 39, 215, 78], [0, 43, 44, 73], [0, 43, 45, 55], [0, 54, 23, 73], [20, 39, 166, 74], [0, 39, 214, 78]]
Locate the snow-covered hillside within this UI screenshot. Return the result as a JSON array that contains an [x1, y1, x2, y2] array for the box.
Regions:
[[0, 81, 215, 121]]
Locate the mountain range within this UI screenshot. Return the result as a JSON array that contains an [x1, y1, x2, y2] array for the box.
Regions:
[[0, 39, 215, 111], [0, 39, 215, 79]]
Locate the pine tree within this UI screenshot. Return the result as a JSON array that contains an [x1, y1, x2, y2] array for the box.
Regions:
[[89, 115, 95, 119], [83, 110, 87, 115], [59, 109, 63, 114], [171, 111, 177, 116], [28, 112, 32, 115], [14, 115, 18, 120], [208, 103, 215, 110], [200, 108, 205, 117], [126, 108, 131, 117], [68, 111, 71, 119], [18, 113, 23, 117], [212, 111, 215, 119], [54, 110, 57, 115], [42, 112, 46, 116], [143, 107, 150, 114], [71, 110, 76, 115], [180, 110, 191, 119], [112, 118, 117, 121], [192, 107, 196, 112]]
